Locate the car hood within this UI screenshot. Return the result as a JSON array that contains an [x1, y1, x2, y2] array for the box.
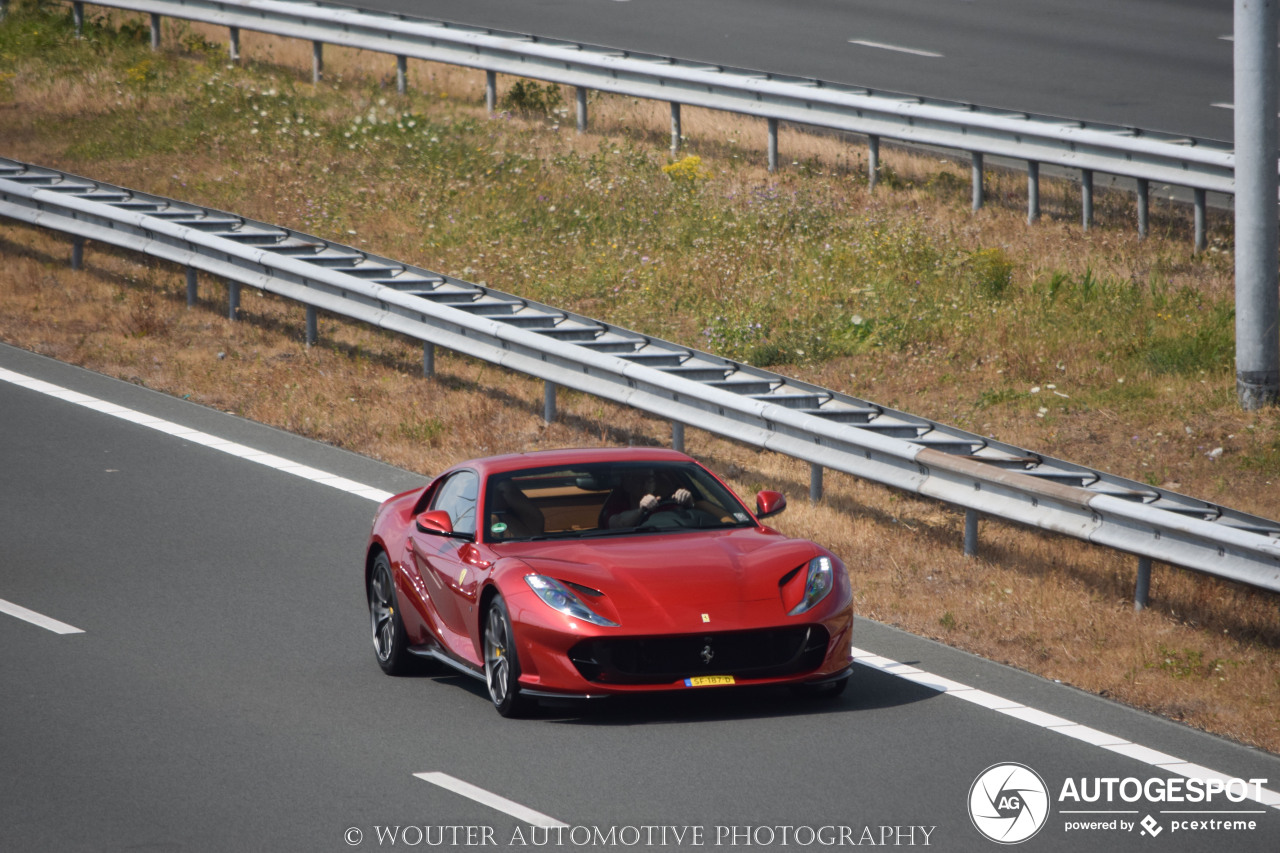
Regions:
[[499, 528, 821, 627]]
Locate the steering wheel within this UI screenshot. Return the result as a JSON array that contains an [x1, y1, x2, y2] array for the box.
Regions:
[[645, 498, 686, 515]]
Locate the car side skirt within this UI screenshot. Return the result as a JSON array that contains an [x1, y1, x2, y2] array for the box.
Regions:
[[409, 645, 610, 700], [408, 644, 484, 680]]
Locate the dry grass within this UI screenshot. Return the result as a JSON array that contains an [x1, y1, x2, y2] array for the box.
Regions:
[[1, 5, 1276, 751]]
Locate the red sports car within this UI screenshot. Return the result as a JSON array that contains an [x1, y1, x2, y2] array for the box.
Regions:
[[364, 447, 854, 716]]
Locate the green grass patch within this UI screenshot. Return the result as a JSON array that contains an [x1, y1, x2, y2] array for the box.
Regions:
[[397, 414, 449, 446], [0, 1, 1242, 399]]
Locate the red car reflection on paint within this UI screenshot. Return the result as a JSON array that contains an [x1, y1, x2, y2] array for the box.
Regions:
[[364, 447, 853, 716]]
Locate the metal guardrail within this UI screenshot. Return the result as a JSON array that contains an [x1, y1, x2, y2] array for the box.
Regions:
[[64, 0, 1235, 244], [3, 157, 1278, 601]]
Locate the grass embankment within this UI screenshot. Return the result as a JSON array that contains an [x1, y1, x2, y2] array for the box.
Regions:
[[1, 3, 1277, 749]]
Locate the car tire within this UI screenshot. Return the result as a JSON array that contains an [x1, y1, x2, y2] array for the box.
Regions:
[[484, 596, 533, 718], [369, 553, 413, 676]]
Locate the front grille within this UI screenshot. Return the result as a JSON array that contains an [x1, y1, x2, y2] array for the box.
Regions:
[[569, 625, 829, 684]]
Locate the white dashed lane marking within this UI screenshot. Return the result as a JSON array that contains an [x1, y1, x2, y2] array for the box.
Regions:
[[848, 39, 944, 58], [0, 598, 84, 634], [415, 772, 568, 828]]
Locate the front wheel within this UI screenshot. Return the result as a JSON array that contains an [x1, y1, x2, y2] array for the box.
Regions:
[[484, 596, 533, 718]]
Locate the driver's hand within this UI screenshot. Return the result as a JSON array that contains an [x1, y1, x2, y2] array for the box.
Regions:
[[673, 488, 692, 507], [639, 494, 659, 512]]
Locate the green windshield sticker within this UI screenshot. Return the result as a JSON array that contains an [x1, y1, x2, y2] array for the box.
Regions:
[[491, 522, 509, 535]]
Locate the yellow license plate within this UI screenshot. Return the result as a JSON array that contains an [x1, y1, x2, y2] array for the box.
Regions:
[[684, 675, 735, 687]]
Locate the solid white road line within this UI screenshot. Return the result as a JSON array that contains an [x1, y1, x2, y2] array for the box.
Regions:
[[851, 646, 1280, 810], [0, 366, 395, 634], [848, 39, 944, 59], [1209, 103, 1280, 121], [415, 772, 568, 828], [0, 598, 84, 634], [1219, 36, 1280, 47], [0, 367, 395, 504]]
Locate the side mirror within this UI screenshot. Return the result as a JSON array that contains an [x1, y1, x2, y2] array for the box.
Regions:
[[755, 490, 787, 519], [415, 509, 455, 536]]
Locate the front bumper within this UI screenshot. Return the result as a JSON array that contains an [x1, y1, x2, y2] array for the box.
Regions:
[[504, 584, 854, 696]]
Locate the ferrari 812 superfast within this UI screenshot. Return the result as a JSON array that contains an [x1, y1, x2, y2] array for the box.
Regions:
[[364, 447, 853, 716]]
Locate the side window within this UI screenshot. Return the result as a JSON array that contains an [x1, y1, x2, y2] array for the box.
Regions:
[[429, 471, 479, 537]]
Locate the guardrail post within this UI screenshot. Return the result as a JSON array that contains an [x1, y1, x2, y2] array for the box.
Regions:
[[670, 103, 682, 156], [305, 306, 318, 345], [963, 509, 979, 557], [1134, 556, 1152, 611], [422, 342, 435, 377], [185, 267, 198, 307], [312, 41, 323, 83], [227, 281, 240, 320], [1234, 0, 1280, 411], [767, 118, 779, 173], [576, 86, 588, 133], [809, 463, 823, 503], [971, 152, 984, 211], [150, 13, 161, 51], [671, 421, 684, 452], [485, 70, 496, 115], [1081, 169, 1093, 231], [70, 236, 84, 271], [543, 380, 557, 423], [1026, 161, 1040, 223], [396, 56, 407, 95], [1136, 178, 1149, 238], [1193, 188, 1206, 252], [228, 26, 240, 62], [73, 2, 84, 37], [867, 135, 879, 190]]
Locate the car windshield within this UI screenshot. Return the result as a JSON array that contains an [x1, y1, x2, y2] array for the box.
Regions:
[[482, 460, 756, 542]]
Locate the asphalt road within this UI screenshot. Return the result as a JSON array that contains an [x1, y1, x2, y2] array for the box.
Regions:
[[2, 341, 1277, 851], [356, 0, 1242, 142]]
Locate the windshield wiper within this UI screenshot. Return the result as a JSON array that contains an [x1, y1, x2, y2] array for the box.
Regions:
[[520, 519, 750, 541], [575, 527, 648, 538], [561, 525, 671, 538], [522, 528, 634, 541]]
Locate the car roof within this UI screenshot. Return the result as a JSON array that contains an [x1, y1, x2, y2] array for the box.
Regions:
[[450, 447, 695, 478]]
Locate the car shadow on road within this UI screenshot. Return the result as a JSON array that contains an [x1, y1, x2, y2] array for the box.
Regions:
[[429, 661, 941, 726]]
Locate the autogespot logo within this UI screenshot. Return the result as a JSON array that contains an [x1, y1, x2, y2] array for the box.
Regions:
[[969, 763, 1051, 844]]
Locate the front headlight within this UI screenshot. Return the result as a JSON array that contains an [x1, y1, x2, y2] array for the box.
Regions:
[[788, 556, 834, 615], [524, 574, 618, 627]]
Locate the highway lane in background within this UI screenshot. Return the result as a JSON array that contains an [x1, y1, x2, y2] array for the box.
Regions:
[[359, 0, 1239, 141], [2, 342, 1277, 851]]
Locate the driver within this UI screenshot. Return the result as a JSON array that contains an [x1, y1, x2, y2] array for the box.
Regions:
[[605, 468, 693, 529]]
